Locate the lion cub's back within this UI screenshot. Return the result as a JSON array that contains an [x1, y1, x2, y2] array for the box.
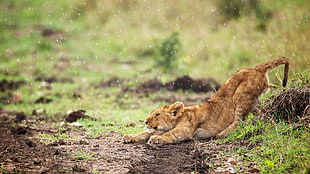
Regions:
[[230, 68, 268, 114], [214, 68, 267, 100]]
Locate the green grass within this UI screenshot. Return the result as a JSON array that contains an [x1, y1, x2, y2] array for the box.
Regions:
[[73, 151, 96, 161], [220, 113, 310, 173], [0, 165, 22, 174], [37, 131, 70, 144]]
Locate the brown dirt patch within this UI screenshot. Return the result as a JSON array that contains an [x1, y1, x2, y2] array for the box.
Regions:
[[0, 118, 258, 174], [130, 75, 221, 93], [96, 75, 221, 94], [0, 80, 25, 92]]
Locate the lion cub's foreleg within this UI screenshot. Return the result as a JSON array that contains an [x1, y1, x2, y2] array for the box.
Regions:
[[148, 127, 193, 144], [122, 130, 164, 143], [122, 132, 152, 143]]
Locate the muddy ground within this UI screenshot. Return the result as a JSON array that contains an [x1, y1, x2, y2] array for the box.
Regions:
[[0, 117, 259, 174]]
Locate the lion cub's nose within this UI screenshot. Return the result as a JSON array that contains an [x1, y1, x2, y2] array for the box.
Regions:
[[145, 121, 148, 125]]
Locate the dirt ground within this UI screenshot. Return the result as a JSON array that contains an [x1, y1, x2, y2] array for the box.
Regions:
[[0, 116, 260, 174]]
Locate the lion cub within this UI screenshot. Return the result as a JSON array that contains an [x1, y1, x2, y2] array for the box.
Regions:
[[122, 57, 289, 144]]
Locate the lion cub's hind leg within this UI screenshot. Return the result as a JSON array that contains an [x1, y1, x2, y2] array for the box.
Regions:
[[193, 128, 218, 139], [216, 114, 242, 138]]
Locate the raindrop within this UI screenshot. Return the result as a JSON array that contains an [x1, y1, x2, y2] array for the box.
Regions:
[[81, 78, 87, 83]]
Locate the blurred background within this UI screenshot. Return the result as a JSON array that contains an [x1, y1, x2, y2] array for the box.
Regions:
[[1, 0, 309, 81], [0, 0, 309, 115]]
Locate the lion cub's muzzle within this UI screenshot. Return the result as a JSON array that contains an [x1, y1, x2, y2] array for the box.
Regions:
[[144, 121, 158, 134]]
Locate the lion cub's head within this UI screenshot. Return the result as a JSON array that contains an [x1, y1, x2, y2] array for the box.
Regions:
[[145, 102, 184, 134]]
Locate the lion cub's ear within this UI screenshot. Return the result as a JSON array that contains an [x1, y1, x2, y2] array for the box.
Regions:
[[168, 102, 184, 117]]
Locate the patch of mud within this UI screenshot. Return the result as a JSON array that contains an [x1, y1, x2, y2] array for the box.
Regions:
[[166, 75, 221, 93], [0, 115, 259, 174], [0, 80, 25, 92], [36, 25, 65, 42], [0, 123, 67, 173], [97, 75, 221, 94], [65, 110, 95, 122], [35, 75, 73, 83], [95, 76, 220, 106], [34, 97, 53, 104], [133, 79, 164, 93], [131, 75, 221, 93]]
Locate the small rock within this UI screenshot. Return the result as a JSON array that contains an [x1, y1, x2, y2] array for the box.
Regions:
[[15, 112, 26, 122], [25, 140, 36, 147], [72, 165, 86, 172], [12, 92, 23, 103], [0, 113, 9, 121], [126, 121, 136, 127], [40, 81, 52, 89], [79, 140, 89, 145], [14, 126, 27, 135], [35, 97, 53, 104], [215, 167, 235, 173], [227, 157, 237, 165], [32, 109, 46, 116], [54, 150, 60, 155], [33, 158, 41, 165], [70, 122, 83, 127], [65, 110, 88, 122], [248, 168, 260, 173], [39, 167, 49, 173]]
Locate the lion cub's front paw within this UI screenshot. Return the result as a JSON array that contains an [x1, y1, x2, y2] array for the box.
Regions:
[[122, 134, 138, 144], [147, 135, 169, 145]]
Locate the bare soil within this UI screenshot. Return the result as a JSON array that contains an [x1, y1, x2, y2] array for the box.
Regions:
[[0, 117, 259, 174]]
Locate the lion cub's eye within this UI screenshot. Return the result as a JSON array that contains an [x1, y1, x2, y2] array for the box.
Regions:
[[154, 113, 160, 117]]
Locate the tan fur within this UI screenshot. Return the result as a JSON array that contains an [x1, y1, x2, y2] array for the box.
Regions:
[[122, 57, 289, 144]]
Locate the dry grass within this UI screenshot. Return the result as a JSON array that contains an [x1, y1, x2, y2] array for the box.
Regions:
[[262, 86, 310, 126]]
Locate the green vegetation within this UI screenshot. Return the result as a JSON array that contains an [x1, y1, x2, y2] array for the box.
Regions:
[[73, 151, 96, 161], [220, 103, 310, 173], [37, 131, 69, 143], [0, 0, 309, 173], [0, 165, 22, 174], [156, 32, 181, 72], [221, 119, 310, 173]]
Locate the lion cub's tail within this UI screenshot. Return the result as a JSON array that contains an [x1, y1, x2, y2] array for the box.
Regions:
[[254, 57, 289, 87]]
